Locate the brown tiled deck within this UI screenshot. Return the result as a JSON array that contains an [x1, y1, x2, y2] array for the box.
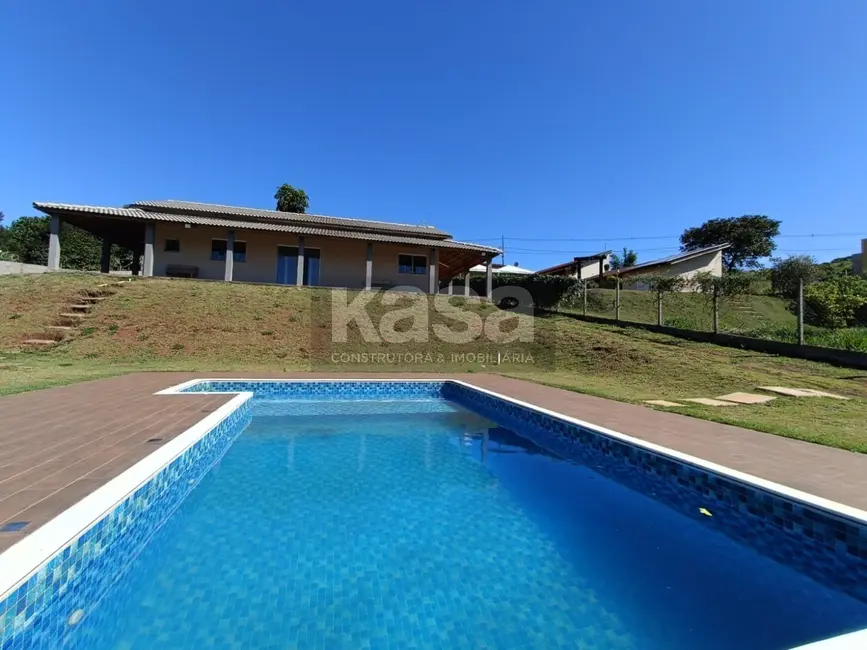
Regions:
[[2, 372, 867, 552]]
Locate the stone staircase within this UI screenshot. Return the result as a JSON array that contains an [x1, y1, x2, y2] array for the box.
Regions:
[[22, 280, 130, 349]]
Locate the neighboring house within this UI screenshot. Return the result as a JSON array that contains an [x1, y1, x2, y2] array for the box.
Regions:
[[468, 262, 535, 275], [536, 252, 611, 280], [604, 244, 729, 290], [33, 200, 500, 293]]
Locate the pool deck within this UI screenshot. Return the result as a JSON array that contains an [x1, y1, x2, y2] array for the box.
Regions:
[[1, 371, 866, 551]]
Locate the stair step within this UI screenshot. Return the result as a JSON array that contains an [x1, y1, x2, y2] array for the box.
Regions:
[[79, 296, 106, 302], [22, 339, 57, 346], [70, 304, 93, 312], [46, 325, 76, 332], [60, 313, 86, 319]]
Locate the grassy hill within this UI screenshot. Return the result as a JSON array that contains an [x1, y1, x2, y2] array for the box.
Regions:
[[2, 273, 867, 452]]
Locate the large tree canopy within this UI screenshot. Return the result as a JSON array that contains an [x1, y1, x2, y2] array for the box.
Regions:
[[680, 215, 780, 271], [274, 184, 309, 213]]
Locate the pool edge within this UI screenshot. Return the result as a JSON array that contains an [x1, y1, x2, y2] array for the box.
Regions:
[[0, 390, 253, 601]]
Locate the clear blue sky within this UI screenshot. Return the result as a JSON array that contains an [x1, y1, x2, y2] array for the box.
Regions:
[[1, 0, 865, 269]]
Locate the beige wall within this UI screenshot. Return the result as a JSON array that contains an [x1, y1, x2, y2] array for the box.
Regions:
[[577, 255, 611, 279], [151, 223, 439, 290], [623, 250, 724, 291]]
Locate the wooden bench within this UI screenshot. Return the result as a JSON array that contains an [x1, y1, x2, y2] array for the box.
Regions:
[[165, 264, 199, 278]]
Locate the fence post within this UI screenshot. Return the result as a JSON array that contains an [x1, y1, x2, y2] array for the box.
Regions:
[[713, 284, 719, 335], [797, 278, 805, 345], [582, 280, 587, 316], [657, 290, 663, 326], [615, 276, 621, 322]]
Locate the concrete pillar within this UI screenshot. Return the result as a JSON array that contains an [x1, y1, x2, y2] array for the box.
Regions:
[[447, 279, 453, 295], [224, 230, 235, 282], [598, 257, 604, 280], [296, 236, 305, 286], [365, 242, 373, 290], [100, 239, 112, 274], [485, 259, 493, 301], [47, 215, 61, 270], [464, 273, 470, 296], [143, 222, 155, 277], [429, 248, 437, 294]]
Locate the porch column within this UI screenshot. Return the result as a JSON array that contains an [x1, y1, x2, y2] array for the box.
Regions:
[[429, 248, 437, 294], [143, 222, 155, 277], [464, 273, 470, 296], [224, 230, 235, 282], [447, 279, 453, 295], [100, 239, 112, 274], [47, 215, 61, 270], [598, 257, 604, 280], [365, 242, 373, 290], [485, 258, 493, 301], [296, 236, 305, 286]]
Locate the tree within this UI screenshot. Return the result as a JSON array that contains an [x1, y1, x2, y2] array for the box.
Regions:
[[3, 215, 132, 270], [803, 275, 867, 328], [770, 255, 816, 299], [680, 215, 780, 271], [609, 247, 637, 270], [274, 184, 309, 213]]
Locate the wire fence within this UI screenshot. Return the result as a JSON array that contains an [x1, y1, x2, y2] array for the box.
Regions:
[[556, 277, 867, 354]]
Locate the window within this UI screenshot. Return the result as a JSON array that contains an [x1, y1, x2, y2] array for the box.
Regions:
[[164, 239, 180, 253], [210, 239, 247, 263], [398, 254, 427, 275]]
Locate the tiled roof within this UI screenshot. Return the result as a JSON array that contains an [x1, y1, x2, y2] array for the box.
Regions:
[[33, 202, 500, 254], [126, 200, 452, 239]]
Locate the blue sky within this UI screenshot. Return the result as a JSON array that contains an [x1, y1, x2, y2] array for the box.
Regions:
[[1, 0, 865, 269]]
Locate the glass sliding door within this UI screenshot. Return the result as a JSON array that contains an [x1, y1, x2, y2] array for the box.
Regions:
[[276, 246, 320, 286]]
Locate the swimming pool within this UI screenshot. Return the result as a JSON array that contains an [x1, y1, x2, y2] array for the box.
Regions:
[[2, 380, 867, 649]]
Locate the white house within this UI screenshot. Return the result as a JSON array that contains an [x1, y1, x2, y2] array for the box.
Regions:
[[605, 244, 729, 290], [537, 252, 612, 280]]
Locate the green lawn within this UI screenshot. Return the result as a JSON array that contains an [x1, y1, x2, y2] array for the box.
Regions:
[[2, 274, 867, 452]]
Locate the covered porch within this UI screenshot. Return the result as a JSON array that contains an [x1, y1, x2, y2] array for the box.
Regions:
[[36, 203, 499, 297]]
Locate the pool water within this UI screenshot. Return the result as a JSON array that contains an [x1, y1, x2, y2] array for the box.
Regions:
[[70, 399, 867, 650]]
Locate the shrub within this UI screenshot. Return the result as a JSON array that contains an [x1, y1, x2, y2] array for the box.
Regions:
[[803, 275, 867, 328], [770, 255, 816, 299], [468, 273, 577, 310]]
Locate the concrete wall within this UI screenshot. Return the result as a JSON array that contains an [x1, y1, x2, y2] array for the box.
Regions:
[[0, 261, 49, 275], [151, 223, 437, 290], [623, 250, 723, 291], [578, 255, 611, 280]]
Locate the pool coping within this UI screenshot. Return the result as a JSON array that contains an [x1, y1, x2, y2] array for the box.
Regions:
[[0, 391, 252, 601], [2, 377, 867, 649]]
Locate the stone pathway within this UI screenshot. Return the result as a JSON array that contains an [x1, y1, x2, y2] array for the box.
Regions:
[[643, 386, 851, 408]]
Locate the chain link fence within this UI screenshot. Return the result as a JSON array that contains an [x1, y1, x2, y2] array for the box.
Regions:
[[556, 276, 867, 353]]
